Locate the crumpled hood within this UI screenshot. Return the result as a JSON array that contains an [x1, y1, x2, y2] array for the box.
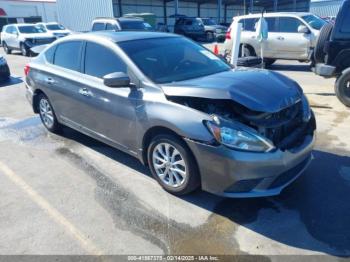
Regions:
[[161, 68, 303, 113]]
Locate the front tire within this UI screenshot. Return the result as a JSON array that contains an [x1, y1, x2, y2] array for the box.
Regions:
[[37, 94, 62, 132], [206, 31, 215, 42], [20, 43, 29, 57], [335, 69, 350, 107], [147, 134, 200, 195]]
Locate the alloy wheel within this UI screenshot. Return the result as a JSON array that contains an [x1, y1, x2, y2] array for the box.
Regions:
[[39, 98, 54, 129], [152, 142, 187, 188]]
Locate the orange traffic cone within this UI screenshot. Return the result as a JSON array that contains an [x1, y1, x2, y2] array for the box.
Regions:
[[213, 44, 219, 55]]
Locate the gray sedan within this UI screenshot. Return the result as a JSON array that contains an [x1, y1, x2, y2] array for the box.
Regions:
[[25, 31, 316, 197]]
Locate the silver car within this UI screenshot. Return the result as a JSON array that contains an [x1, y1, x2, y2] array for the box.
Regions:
[[25, 32, 316, 198]]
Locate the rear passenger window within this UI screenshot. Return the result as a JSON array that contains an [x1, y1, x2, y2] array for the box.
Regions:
[[92, 22, 105, 31], [44, 45, 56, 64], [84, 42, 126, 78], [278, 17, 303, 33], [54, 42, 82, 71]]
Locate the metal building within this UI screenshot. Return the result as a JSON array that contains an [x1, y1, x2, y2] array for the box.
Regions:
[[0, 0, 57, 31], [310, 0, 343, 16], [56, 0, 311, 32]]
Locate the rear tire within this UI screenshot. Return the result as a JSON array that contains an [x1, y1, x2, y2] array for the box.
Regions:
[[147, 134, 200, 195], [335, 69, 350, 107], [37, 94, 62, 133], [3, 42, 11, 54], [314, 23, 333, 63]]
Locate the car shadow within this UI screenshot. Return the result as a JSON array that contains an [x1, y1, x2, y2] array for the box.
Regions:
[[59, 126, 350, 256], [0, 76, 23, 88]]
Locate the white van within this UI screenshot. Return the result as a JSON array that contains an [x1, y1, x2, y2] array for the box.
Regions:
[[223, 12, 326, 65]]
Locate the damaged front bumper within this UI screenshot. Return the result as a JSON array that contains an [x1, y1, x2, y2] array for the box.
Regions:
[[186, 127, 315, 198]]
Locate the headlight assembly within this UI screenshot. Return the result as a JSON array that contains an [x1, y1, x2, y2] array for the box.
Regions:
[[205, 118, 275, 152]]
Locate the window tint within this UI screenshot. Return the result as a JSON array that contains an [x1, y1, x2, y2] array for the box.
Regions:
[[92, 22, 105, 31], [265, 17, 277, 32], [106, 23, 116, 30], [340, 15, 350, 33], [44, 45, 56, 64], [278, 17, 303, 33], [185, 20, 193, 25], [5, 26, 13, 33], [54, 41, 82, 71], [240, 18, 257, 31], [84, 42, 126, 78], [119, 37, 230, 84]]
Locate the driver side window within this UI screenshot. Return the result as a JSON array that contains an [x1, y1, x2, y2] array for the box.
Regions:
[[84, 42, 127, 78]]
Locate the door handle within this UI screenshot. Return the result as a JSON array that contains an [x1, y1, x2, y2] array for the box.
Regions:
[[78, 88, 92, 97], [45, 77, 55, 85], [277, 36, 285, 40]]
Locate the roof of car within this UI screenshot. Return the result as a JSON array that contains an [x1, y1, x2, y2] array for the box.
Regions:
[[61, 31, 178, 43], [233, 12, 312, 20]]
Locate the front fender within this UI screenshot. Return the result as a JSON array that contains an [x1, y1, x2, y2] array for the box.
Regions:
[[137, 100, 214, 146]]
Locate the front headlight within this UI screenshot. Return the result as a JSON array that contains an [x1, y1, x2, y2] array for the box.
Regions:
[[215, 29, 222, 33], [301, 94, 311, 122], [205, 118, 275, 152]]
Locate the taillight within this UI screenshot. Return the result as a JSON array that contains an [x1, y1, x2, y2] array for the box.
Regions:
[[24, 64, 30, 76], [225, 27, 231, 40]]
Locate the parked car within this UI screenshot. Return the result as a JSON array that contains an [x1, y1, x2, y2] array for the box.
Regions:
[[1, 24, 56, 56], [91, 17, 152, 32], [201, 18, 227, 42], [0, 55, 10, 81], [36, 22, 72, 38], [174, 17, 206, 41], [314, 0, 350, 107], [25, 31, 316, 198], [223, 12, 326, 66]]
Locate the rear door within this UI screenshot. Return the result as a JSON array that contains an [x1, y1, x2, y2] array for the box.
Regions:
[[269, 16, 310, 59], [41, 41, 89, 128]]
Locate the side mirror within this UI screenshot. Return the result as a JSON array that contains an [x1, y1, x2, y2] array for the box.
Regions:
[[298, 25, 310, 34], [103, 72, 130, 88]]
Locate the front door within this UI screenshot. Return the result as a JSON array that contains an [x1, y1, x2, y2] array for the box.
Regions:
[[76, 41, 139, 151]]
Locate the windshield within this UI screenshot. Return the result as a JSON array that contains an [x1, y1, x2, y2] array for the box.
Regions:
[[119, 20, 152, 30], [46, 24, 65, 30], [118, 37, 231, 84], [302, 14, 326, 30], [18, 25, 46, 34], [202, 18, 217, 26]]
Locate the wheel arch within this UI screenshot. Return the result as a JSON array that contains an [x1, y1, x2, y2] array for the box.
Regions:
[[32, 89, 46, 113], [141, 125, 201, 174]]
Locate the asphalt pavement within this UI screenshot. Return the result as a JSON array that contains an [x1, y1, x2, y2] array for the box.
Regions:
[[0, 48, 349, 259]]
